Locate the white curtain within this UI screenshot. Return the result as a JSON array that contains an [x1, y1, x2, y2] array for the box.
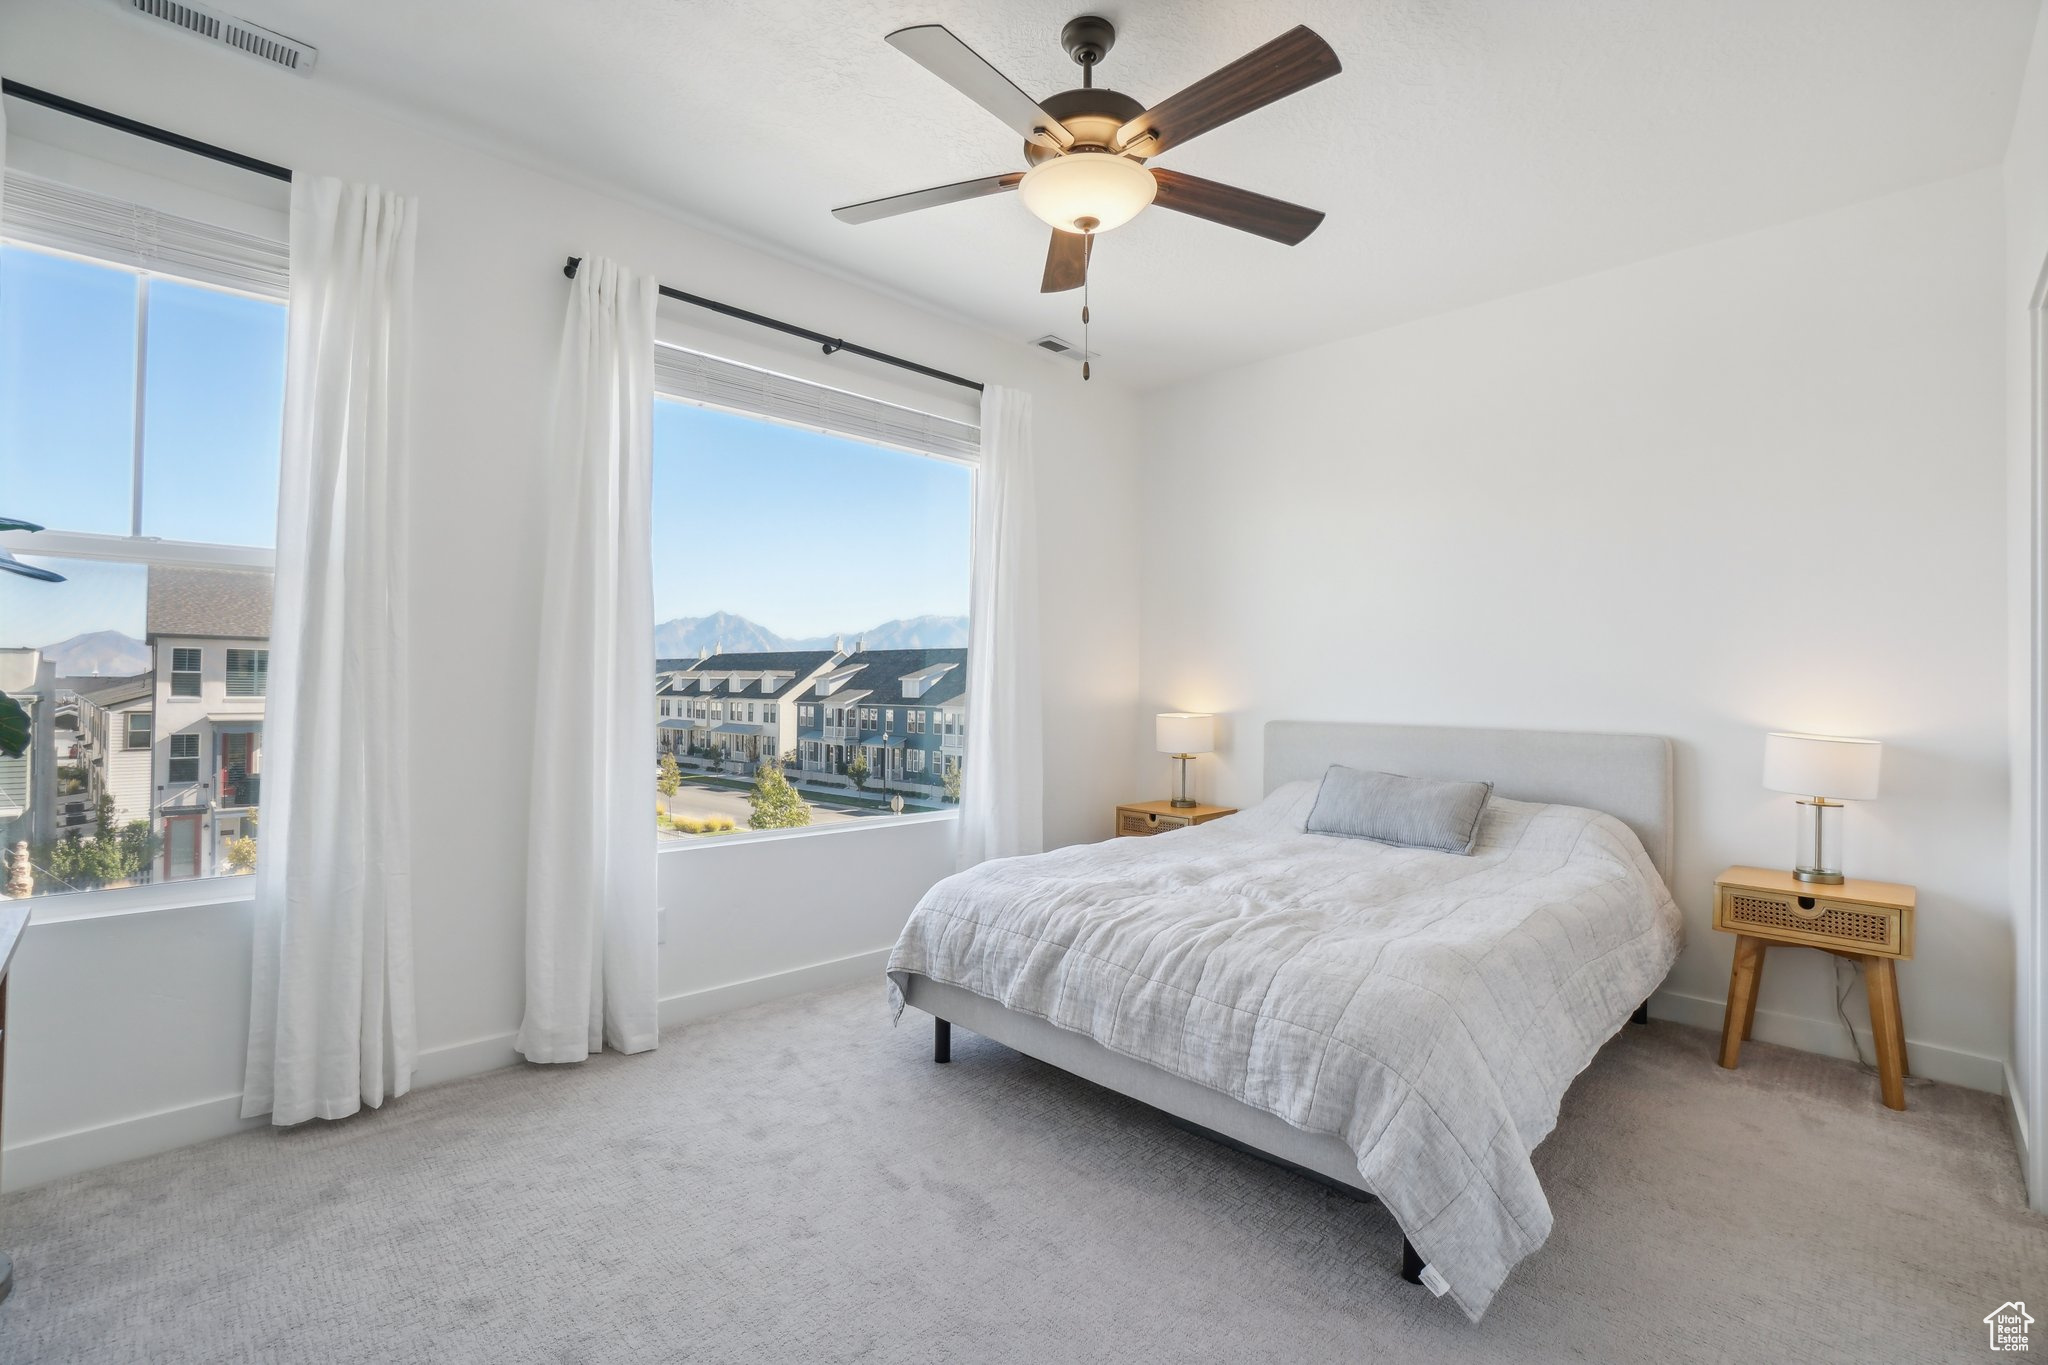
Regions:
[[517, 256, 660, 1062], [243, 177, 418, 1124], [956, 384, 1044, 869]]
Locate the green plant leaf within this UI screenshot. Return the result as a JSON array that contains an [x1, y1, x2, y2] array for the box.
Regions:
[[0, 695, 28, 760]]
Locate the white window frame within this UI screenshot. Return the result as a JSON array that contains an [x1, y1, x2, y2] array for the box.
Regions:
[[166, 732, 201, 785], [224, 647, 268, 698], [0, 183, 284, 921], [650, 342, 975, 849], [168, 646, 204, 698]]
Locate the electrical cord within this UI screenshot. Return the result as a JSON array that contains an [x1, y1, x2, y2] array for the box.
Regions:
[[1832, 956, 1931, 1087]]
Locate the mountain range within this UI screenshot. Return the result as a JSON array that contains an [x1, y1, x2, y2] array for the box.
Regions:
[[33, 615, 965, 678], [654, 612, 968, 659], [37, 630, 151, 679]]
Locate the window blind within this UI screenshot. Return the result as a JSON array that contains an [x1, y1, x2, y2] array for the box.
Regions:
[[654, 344, 979, 461], [0, 168, 288, 298]]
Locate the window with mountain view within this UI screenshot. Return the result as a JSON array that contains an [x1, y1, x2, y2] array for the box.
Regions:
[[0, 237, 284, 899], [649, 393, 972, 841]]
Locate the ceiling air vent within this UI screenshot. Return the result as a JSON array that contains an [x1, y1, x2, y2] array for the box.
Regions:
[[124, 0, 318, 73], [1030, 334, 1097, 360]]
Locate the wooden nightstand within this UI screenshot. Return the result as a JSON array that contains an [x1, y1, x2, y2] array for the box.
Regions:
[[1713, 865, 1917, 1109], [1115, 800, 1236, 838]]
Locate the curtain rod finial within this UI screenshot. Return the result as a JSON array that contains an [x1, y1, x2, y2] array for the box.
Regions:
[[563, 256, 582, 280]]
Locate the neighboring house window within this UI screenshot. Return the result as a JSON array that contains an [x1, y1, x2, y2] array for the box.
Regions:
[[0, 199, 285, 901], [649, 379, 970, 840], [908, 749, 925, 773], [225, 647, 267, 697], [171, 648, 203, 698]]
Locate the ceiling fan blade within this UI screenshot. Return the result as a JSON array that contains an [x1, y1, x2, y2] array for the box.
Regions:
[[1150, 169, 1325, 245], [832, 173, 1025, 225], [1116, 25, 1340, 156], [1041, 229, 1090, 293], [886, 25, 1075, 153]]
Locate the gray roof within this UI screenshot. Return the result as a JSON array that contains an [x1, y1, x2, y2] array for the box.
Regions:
[[828, 649, 967, 708], [69, 673, 153, 708], [657, 649, 840, 702], [652, 646, 968, 709], [147, 566, 273, 641]]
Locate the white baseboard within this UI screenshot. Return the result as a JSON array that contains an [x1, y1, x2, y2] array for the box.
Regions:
[[2007, 1059, 2033, 1189], [1650, 988, 2006, 1093], [2, 1094, 265, 1192], [657, 947, 892, 1030], [1, 946, 892, 1193]]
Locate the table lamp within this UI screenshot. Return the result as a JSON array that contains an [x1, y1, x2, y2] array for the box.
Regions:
[[1762, 731, 1883, 884], [1155, 713, 1214, 809]]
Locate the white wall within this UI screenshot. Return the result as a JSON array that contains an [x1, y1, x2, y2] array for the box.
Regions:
[[1137, 169, 2011, 1090], [0, 0, 1144, 1188], [2003, 6, 2048, 1204]]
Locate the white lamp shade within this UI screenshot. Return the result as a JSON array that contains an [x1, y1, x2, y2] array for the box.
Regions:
[[1762, 732, 1882, 800], [1018, 153, 1157, 234], [1155, 713, 1214, 755]]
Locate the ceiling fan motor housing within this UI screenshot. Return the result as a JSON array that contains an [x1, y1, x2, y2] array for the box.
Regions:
[[1023, 88, 1148, 165]]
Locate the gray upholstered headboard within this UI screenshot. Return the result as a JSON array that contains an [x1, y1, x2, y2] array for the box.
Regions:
[[1263, 720, 1675, 883]]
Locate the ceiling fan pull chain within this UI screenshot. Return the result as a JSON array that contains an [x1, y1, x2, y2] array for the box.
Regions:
[[1082, 237, 1093, 380]]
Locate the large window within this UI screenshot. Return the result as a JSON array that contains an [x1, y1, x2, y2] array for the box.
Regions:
[[225, 648, 269, 698], [649, 352, 973, 841], [0, 172, 285, 899]]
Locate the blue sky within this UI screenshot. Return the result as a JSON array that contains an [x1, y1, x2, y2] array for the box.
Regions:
[[652, 400, 970, 637], [0, 243, 969, 648], [0, 246, 285, 546]]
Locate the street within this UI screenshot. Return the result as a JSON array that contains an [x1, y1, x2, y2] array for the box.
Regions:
[[657, 774, 893, 838]]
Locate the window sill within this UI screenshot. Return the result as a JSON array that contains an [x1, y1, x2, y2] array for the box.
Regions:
[[22, 876, 257, 926], [657, 808, 958, 853]]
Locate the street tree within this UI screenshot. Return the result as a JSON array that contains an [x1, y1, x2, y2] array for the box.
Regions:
[[657, 751, 682, 815], [747, 763, 813, 830]]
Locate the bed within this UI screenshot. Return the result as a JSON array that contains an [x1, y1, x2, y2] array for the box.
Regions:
[[887, 720, 1683, 1321]]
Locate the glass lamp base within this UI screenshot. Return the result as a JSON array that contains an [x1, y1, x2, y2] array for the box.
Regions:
[[1792, 798, 1845, 884], [1170, 755, 1197, 808]]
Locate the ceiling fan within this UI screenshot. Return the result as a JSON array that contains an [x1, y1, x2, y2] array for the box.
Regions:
[[832, 16, 1340, 373]]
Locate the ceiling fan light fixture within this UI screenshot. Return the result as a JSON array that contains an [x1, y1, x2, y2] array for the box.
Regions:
[[1018, 152, 1156, 234]]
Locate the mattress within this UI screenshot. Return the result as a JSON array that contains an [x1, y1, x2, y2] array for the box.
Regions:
[[887, 779, 1684, 1319]]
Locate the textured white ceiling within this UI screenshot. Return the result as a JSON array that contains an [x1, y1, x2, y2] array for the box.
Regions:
[[218, 0, 2035, 388]]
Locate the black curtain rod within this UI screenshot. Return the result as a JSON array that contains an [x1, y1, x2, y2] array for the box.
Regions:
[[1, 78, 293, 182], [563, 256, 983, 394]]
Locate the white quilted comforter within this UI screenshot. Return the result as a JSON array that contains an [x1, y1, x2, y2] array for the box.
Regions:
[[886, 780, 1683, 1320]]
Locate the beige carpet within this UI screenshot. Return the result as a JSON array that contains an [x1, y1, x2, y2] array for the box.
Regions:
[[0, 982, 2040, 1363]]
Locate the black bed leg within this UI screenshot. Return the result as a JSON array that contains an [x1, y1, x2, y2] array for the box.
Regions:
[[1400, 1237, 1425, 1285], [933, 1017, 951, 1064], [1631, 1000, 1650, 1026]]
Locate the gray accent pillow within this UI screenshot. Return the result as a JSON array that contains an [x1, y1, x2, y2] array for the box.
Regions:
[[1304, 765, 1493, 855]]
